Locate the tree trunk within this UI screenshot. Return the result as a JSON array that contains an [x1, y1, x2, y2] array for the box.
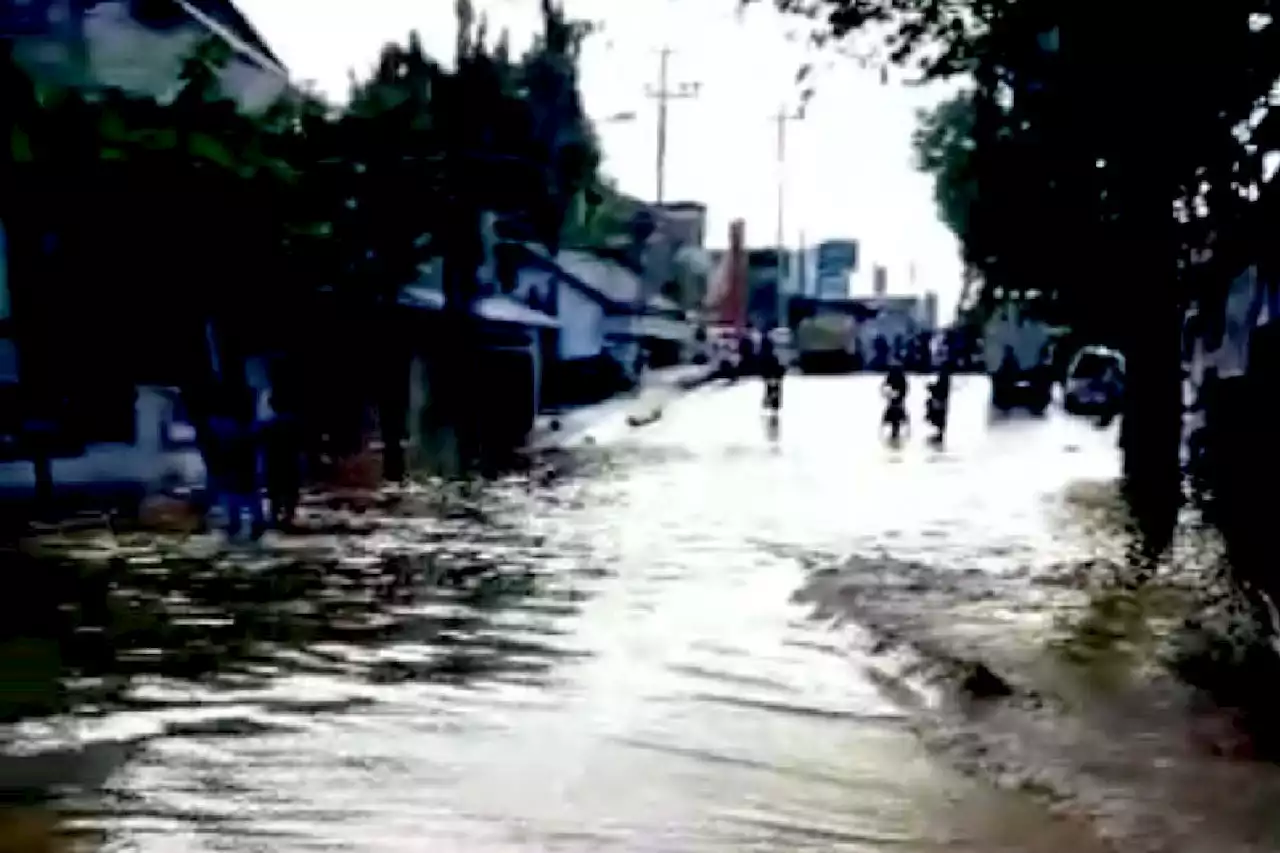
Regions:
[[1119, 302, 1184, 558], [1214, 322, 1280, 602], [424, 193, 484, 477], [378, 309, 409, 484], [3, 215, 58, 523], [1115, 213, 1185, 559]]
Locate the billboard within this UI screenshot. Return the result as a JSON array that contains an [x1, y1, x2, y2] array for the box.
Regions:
[[815, 240, 857, 299]]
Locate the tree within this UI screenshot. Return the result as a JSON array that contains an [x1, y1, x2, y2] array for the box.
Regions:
[[519, 0, 601, 252], [911, 92, 976, 244], [333, 0, 603, 473], [769, 0, 1280, 551], [2, 38, 314, 511], [562, 177, 641, 248], [2, 0, 606, 491]]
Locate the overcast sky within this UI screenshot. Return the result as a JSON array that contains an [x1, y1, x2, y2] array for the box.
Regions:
[[235, 0, 963, 317]]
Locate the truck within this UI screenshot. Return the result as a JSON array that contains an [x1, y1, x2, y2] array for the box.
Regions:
[[983, 302, 1054, 413], [795, 310, 858, 373]]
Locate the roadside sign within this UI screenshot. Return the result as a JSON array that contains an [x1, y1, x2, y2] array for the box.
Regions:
[[815, 240, 857, 299]]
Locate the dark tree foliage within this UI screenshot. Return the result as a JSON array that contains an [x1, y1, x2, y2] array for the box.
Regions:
[[2, 0, 603, 482], [763, 0, 1280, 550]]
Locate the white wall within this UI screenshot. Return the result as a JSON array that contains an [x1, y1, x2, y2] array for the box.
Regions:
[[557, 284, 605, 361], [0, 386, 205, 497]]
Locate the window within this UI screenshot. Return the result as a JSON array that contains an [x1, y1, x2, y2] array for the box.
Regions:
[[1070, 353, 1116, 381]]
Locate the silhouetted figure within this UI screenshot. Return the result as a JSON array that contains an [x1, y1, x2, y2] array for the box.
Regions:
[[882, 364, 909, 439], [207, 383, 264, 540], [262, 372, 304, 529], [759, 336, 785, 411], [926, 363, 952, 442]]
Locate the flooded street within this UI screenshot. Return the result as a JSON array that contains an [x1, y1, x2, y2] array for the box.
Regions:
[[7, 375, 1123, 852]]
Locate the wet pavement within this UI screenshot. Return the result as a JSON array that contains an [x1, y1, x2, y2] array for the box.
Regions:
[[2, 374, 1127, 852]]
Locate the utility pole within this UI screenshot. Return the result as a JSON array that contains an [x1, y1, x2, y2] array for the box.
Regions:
[[645, 46, 699, 205], [773, 104, 805, 327], [773, 103, 805, 255]]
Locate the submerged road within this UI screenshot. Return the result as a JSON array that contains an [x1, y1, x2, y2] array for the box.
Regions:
[[8, 374, 1123, 852]]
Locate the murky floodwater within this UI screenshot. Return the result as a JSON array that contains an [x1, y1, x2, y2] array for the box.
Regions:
[[1, 376, 1123, 852]]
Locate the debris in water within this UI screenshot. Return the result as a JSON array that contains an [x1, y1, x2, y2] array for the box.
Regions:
[[959, 661, 1014, 699]]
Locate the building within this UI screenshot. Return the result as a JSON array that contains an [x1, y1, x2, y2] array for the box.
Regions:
[[0, 383, 206, 506], [553, 249, 691, 375], [745, 248, 787, 330], [497, 245, 691, 405], [815, 240, 858, 300], [654, 201, 707, 249], [5, 0, 289, 112], [921, 291, 939, 331], [708, 241, 789, 330], [647, 201, 710, 311], [788, 239, 859, 300], [397, 255, 559, 464], [872, 265, 888, 297], [0, 0, 288, 505]]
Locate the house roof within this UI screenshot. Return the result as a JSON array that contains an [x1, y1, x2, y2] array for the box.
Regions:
[[399, 283, 446, 311], [177, 0, 287, 74], [553, 250, 644, 312], [476, 294, 558, 328], [397, 282, 558, 328]]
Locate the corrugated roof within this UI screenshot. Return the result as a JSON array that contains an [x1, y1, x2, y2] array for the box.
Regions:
[[554, 250, 643, 310], [476, 295, 558, 328], [398, 283, 558, 329]]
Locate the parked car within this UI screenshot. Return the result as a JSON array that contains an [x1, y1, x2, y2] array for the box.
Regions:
[[1063, 346, 1125, 416]]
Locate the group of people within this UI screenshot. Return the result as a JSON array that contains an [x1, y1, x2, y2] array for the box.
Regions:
[[750, 349, 952, 444], [203, 379, 303, 540], [880, 363, 952, 442]]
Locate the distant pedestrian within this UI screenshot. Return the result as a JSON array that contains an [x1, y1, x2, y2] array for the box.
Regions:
[[759, 335, 785, 410], [262, 376, 304, 528], [207, 383, 264, 540]]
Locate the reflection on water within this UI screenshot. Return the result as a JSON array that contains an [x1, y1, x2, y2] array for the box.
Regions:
[[0, 377, 1117, 852]]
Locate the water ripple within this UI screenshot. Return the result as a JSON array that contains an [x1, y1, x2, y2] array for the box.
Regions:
[[1, 377, 1118, 852]]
